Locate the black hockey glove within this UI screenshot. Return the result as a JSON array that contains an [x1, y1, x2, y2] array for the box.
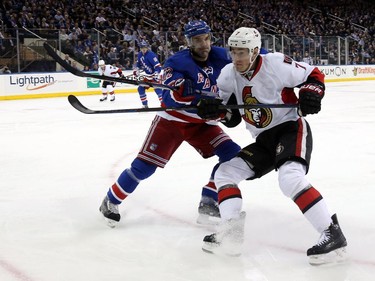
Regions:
[[197, 98, 227, 120], [298, 83, 325, 116]]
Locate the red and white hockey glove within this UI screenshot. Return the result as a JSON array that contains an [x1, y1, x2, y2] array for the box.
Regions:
[[142, 76, 153, 90], [133, 69, 140, 77], [299, 83, 325, 116]]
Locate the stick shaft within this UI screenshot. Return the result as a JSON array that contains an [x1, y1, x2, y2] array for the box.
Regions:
[[68, 95, 298, 114]]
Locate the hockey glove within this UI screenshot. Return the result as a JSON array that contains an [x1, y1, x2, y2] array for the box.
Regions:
[[133, 69, 139, 77], [298, 83, 325, 116], [143, 76, 153, 90], [175, 78, 195, 97], [153, 71, 162, 83], [197, 98, 227, 120]]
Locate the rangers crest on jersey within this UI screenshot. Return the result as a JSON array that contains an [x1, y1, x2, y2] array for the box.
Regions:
[[163, 67, 173, 81], [203, 66, 213, 75], [242, 86, 272, 128]]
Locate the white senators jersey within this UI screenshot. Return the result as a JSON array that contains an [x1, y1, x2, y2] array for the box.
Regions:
[[218, 52, 319, 138], [98, 65, 121, 78]]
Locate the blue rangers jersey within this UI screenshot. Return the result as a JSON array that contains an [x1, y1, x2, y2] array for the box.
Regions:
[[136, 50, 162, 76], [159, 46, 231, 123]]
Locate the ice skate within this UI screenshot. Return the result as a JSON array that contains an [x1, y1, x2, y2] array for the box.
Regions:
[[143, 105, 149, 108], [307, 214, 348, 265], [110, 95, 115, 101], [99, 195, 121, 228], [99, 95, 107, 102], [196, 196, 221, 225], [202, 211, 246, 256]]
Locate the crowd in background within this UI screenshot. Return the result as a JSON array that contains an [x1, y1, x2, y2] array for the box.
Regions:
[[0, 0, 374, 72]]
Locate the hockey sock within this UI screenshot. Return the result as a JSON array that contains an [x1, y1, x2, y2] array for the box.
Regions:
[[201, 180, 218, 201], [108, 159, 157, 204], [138, 86, 148, 106], [293, 186, 332, 233], [303, 200, 333, 233], [215, 140, 241, 162], [155, 88, 163, 102], [201, 140, 240, 202], [218, 185, 242, 220]]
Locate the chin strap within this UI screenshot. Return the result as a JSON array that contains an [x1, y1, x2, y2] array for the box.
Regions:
[[239, 53, 259, 79]]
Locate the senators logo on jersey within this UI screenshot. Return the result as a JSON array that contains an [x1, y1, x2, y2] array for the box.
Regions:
[[242, 86, 272, 128]]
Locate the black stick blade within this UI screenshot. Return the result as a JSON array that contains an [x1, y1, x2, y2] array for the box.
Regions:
[[68, 95, 96, 114]]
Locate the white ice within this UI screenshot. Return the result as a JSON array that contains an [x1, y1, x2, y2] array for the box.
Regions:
[[1, 81, 375, 281]]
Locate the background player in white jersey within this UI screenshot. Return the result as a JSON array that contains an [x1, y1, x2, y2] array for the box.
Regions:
[[97, 59, 124, 102], [197, 27, 347, 265], [99, 20, 241, 227]]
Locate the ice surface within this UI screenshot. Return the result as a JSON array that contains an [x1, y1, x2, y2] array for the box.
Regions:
[[1, 81, 374, 281]]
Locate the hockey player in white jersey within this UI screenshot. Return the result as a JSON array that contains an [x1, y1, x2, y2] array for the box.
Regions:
[[196, 27, 347, 265], [97, 59, 124, 102]]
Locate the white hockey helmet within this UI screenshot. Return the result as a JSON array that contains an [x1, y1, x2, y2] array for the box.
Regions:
[[228, 27, 261, 54], [98, 59, 105, 66]]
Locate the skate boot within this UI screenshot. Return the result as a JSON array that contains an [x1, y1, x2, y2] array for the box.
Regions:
[[143, 105, 149, 108], [99, 195, 121, 228], [110, 95, 115, 101], [202, 211, 246, 256], [100, 95, 107, 102], [307, 214, 347, 265], [196, 196, 221, 225]]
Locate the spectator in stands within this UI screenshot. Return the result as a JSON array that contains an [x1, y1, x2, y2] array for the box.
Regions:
[[68, 29, 78, 45], [303, 52, 314, 65], [72, 61, 79, 70], [95, 12, 107, 30], [122, 29, 133, 42], [63, 54, 72, 66], [0, 65, 11, 74], [83, 46, 94, 64], [108, 47, 119, 65], [59, 29, 69, 41], [123, 58, 133, 70]]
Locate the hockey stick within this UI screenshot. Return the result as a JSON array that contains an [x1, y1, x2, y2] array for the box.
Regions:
[[68, 94, 298, 114], [68, 95, 196, 113], [124, 70, 147, 80], [43, 42, 175, 91]]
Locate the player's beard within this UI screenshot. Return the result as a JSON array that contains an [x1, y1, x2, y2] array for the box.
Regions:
[[190, 46, 211, 61]]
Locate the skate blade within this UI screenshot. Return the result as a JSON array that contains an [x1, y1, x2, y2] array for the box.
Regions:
[[202, 242, 242, 257], [196, 214, 220, 226], [103, 217, 119, 228], [309, 247, 348, 265]]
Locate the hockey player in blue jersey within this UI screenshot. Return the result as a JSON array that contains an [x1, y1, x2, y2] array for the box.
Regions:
[[99, 20, 241, 227], [133, 41, 163, 108]]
